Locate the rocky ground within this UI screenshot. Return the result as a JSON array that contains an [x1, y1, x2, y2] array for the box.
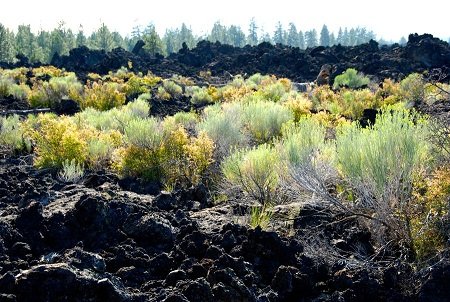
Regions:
[[1, 34, 450, 301], [1, 33, 449, 85], [1, 153, 449, 302]]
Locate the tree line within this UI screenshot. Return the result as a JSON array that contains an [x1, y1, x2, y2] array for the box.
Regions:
[[0, 19, 392, 63]]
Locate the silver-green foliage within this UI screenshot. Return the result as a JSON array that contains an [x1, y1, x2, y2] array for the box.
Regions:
[[222, 144, 280, 204], [198, 104, 247, 157], [124, 117, 163, 149], [58, 159, 85, 183], [280, 118, 327, 165], [0, 115, 28, 152], [76, 98, 150, 132], [336, 109, 430, 208], [333, 68, 370, 89], [242, 100, 293, 143]]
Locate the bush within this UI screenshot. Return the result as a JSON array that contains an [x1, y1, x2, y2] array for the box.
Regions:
[[250, 204, 273, 230], [0, 115, 29, 152], [198, 105, 247, 157], [124, 118, 163, 149], [58, 159, 85, 183], [9, 83, 30, 101], [79, 81, 126, 110], [171, 111, 199, 130], [335, 89, 377, 119], [123, 74, 160, 97], [76, 98, 150, 133], [222, 144, 280, 204], [116, 120, 214, 187], [280, 118, 327, 165], [335, 108, 431, 246], [182, 131, 215, 185], [32, 66, 65, 78], [400, 73, 425, 104], [25, 114, 88, 168], [158, 80, 182, 100], [29, 73, 83, 108], [86, 130, 122, 170], [375, 78, 403, 106], [189, 87, 214, 105], [258, 81, 289, 102], [242, 100, 293, 143], [411, 165, 450, 261], [0, 75, 15, 98], [125, 97, 150, 119], [333, 68, 370, 89], [282, 91, 313, 121]]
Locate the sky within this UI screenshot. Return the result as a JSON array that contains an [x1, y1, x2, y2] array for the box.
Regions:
[[0, 0, 448, 42]]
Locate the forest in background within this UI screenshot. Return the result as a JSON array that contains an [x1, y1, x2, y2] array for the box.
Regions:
[[0, 19, 432, 64]]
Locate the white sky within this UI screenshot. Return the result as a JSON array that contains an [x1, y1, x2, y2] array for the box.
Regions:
[[0, 0, 448, 42]]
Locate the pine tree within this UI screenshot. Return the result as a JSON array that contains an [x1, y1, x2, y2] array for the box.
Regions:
[[399, 36, 407, 45], [0, 23, 14, 62], [179, 23, 196, 49], [298, 31, 305, 49], [142, 24, 164, 56], [92, 23, 114, 51], [163, 29, 177, 54], [111, 32, 125, 49], [15, 24, 34, 58], [336, 27, 343, 45], [319, 24, 330, 46], [329, 33, 336, 46], [349, 28, 356, 46], [273, 21, 284, 44], [305, 29, 318, 48], [209, 21, 228, 44], [247, 18, 258, 46], [343, 28, 349, 46], [76, 25, 87, 47], [287, 23, 299, 47], [228, 25, 246, 47]]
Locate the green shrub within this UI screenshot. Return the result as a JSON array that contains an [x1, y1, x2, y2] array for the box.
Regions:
[[411, 165, 450, 261], [29, 73, 83, 108], [86, 130, 122, 170], [75, 98, 150, 133], [158, 80, 182, 100], [171, 111, 199, 130], [335, 108, 431, 246], [258, 81, 289, 102], [25, 114, 88, 168], [58, 159, 85, 183], [9, 83, 30, 101], [246, 73, 271, 88], [0, 115, 29, 152], [280, 118, 327, 165], [79, 81, 126, 110], [250, 204, 273, 230], [189, 87, 214, 105], [124, 117, 163, 149], [242, 100, 293, 143], [333, 68, 370, 89], [126, 97, 150, 119], [400, 73, 425, 103], [222, 144, 280, 204], [0, 75, 15, 98], [198, 106, 247, 157]]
